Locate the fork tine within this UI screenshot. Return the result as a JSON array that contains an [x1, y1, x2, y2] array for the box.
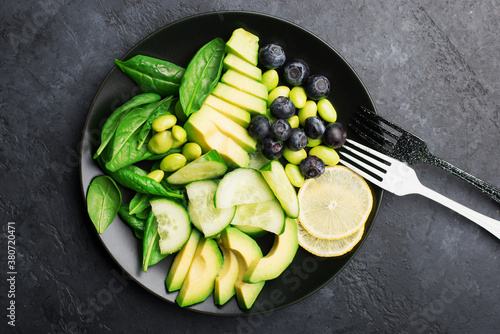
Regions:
[[339, 157, 382, 186], [350, 119, 393, 153], [345, 139, 399, 164], [354, 111, 399, 141], [339, 139, 394, 185], [359, 106, 407, 134], [340, 144, 387, 176]]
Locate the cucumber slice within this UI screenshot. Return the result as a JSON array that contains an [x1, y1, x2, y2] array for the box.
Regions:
[[231, 199, 285, 235], [234, 225, 267, 238], [248, 150, 270, 170], [215, 168, 275, 209], [167, 149, 227, 185], [260, 160, 299, 218], [150, 198, 191, 254], [186, 180, 235, 237]]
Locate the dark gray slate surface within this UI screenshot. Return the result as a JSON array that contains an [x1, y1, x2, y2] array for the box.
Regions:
[[1, 1, 499, 333]]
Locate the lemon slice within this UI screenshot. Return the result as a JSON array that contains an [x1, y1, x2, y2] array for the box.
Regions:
[[297, 221, 364, 257], [297, 165, 373, 240]]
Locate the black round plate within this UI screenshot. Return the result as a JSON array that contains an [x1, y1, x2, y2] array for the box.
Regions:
[[80, 11, 383, 316]]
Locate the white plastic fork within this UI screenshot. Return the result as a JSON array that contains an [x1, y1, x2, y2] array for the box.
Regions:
[[339, 139, 500, 240]]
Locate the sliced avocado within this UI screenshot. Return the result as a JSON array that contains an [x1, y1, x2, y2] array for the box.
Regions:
[[214, 243, 239, 305], [223, 53, 262, 82], [243, 218, 299, 283], [234, 254, 265, 309], [165, 229, 202, 292], [185, 112, 250, 168], [221, 69, 268, 100], [225, 28, 259, 66], [212, 83, 267, 116], [197, 104, 257, 152], [204, 94, 251, 127], [176, 238, 223, 307], [220, 227, 264, 309], [217, 136, 251, 168], [184, 111, 224, 152]]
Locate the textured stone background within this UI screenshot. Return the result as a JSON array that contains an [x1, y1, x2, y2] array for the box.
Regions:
[[1, 0, 500, 333]]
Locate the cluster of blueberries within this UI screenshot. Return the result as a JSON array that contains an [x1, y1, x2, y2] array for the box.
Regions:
[[247, 44, 347, 179]]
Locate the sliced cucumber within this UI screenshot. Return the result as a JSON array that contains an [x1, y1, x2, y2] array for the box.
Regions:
[[215, 168, 275, 209], [167, 149, 227, 185], [186, 180, 235, 237], [150, 198, 191, 254], [260, 160, 299, 218], [248, 150, 270, 170], [231, 199, 285, 235], [234, 225, 267, 238]]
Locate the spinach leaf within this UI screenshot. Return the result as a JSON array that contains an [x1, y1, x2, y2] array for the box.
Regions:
[[137, 97, 176, 150], [115, 55, 185, 97], [87, 175, 122, 234], [105, 128, 153, 171], [106, 164, 184, 199], [105, 97, 175, 171], [94, 93, 161, 159], [142, 209, 168, 271], [128, 192, 152, 216], [179, 38, 225, 117], [117, 204, 146, 239], [106, 101, 160, 169]]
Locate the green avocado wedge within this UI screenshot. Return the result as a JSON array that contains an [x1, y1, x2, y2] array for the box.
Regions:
[[165, 229, 202, 292], [243, 218, 299, 283], [214, 243, 239, 305], [220, 227, 264, 309], [176, 238, 223, 307]]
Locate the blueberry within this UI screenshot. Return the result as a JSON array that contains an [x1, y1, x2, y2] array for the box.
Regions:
[[304, 74, 330, 100], [270, 96, 296, 119], [286, 128, 308, 151], [261, 136, 285, 160], [323, 122, 347, 148], [283, 59, 310, 86], [304, 116, 326, 139], [271, 119, 292, 141], [259, 44, 286, 70], [248, 115, 271, 140], [300, 156, 325, 179]]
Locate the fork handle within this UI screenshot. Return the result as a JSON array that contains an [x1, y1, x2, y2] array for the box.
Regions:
[[415, 183, 500, 240], [428, 156, 500, 204]]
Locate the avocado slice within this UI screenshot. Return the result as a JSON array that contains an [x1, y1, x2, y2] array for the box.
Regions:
[[220, 227, 264, 309], [165, 229, 202, 292], [243, 218, 299, 283], [176, 238, 223, 307], [221, 69, 268, 100], [196, 104, 257, 152], [214, 243, 239, 305], [223, 53, 262, 82], [184, 112, 250, 168], [212, 83, 267, 116], [225, 28, 259, 66], [204, 94, 251, 127]]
